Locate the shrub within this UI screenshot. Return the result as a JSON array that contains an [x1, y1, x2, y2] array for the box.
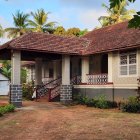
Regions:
[[86, 99, 97, 107], [73, 94, 117, 109], [121, 96, 140, 113], [94, 95, 109, 109], [22, 82, 34, 100], [73, 94, 89, 105], [0, 104, 15, 116]]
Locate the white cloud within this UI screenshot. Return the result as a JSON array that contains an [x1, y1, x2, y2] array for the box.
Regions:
[[78, 9, 107, 30], [48, 8, 107, 30]]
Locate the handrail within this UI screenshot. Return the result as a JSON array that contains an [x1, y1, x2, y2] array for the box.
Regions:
[[48, 84, 61, 101], [36, 77, 61, 92]]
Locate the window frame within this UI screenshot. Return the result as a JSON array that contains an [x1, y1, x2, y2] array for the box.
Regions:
[[119, 50, 138, 77]]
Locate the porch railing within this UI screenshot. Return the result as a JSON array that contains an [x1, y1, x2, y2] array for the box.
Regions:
[[87, 74, 108, 85], [70, 75, 82, 85]]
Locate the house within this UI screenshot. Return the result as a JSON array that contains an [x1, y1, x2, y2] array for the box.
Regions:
[[0, 21, 140, 107], [0, 66, 10, 96]]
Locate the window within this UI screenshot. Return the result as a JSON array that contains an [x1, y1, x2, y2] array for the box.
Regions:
[[120, 51, 137, 76]]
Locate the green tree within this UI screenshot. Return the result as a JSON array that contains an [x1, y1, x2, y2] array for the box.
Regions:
[[28, 9, 56, 33], [5, 11, 30, 38], [1, 60, 27, 83], [99, 1, 135, 27], [0, 24, 4, 37], [66, 28, 81, 37], [110, 0, 140, 28], [79, 29, 88, 36], [1, 60, 11, 79], [54, 26, 66, 36]]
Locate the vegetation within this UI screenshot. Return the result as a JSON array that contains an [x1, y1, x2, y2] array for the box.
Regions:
[[54, 26, 66, 36], [110, 0, 140, 28], [54, 27, 88, 37], [74, 94, 117, 109], [0, 24, 4, 37], [1, 60, 11, 79], [28, 9, 56, 33], [22, 82, 35, 100], [121, 96, 140, 113], [0, 60, 27, 83], [99, 0, 135, 27], [0, 104, 15, 117], [5, 11, 30, 38]]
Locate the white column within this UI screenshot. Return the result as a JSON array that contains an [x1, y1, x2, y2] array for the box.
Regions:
[[82, 56, 89, 83], [53, 61, 57, 79], [42, 63, 45, 79], [11, 50, 21, 85], [11, 50, 22, 107], [44, 62, 49, 78], [62, 55, 70, 85], [35, 58, 42, 85], [108, 52, 113, 82]]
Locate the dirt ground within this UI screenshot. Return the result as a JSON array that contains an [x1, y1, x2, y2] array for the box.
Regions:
[[0, 100, 140, 140]]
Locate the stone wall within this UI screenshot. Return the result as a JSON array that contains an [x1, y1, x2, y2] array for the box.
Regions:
[[60, 85, 72, 104], [10, 85, 22, 107]]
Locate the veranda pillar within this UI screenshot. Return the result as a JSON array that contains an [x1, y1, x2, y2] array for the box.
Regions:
[[53, 61, 58, 79], [10, 50, 22, 107], [108, 53, 113, 83], [60, 55, 72, 104], [35, 58, 42, 86], [82, 56, 89, 83]]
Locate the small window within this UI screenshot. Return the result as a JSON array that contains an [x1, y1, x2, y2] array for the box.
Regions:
[[120, 51, 137, 76]]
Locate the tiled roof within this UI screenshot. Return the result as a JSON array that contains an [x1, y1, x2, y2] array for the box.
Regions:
[[83, 21, 140, 54], [0, 32, 90, 55], [0, 22, 140, 55]]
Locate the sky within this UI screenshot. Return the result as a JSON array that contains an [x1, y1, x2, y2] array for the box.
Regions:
[[0, 0, 139, 44]]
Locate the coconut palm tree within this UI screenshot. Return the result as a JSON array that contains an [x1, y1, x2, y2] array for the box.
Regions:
[[98, 0, 135, 27], [28, 9, 56, 33], [0, 24, 4, 37], [5, 11, 30, 38]]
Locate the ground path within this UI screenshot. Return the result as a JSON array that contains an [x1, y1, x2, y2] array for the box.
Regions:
[[0, 101, 140, 140]]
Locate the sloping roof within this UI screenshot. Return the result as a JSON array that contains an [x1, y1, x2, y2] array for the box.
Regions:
[[0, 32, 90, 55], [83, 21, 140, 54], [0, 22, 140, 55]]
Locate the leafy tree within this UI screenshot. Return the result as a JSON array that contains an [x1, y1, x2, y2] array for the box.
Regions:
[[5, 11, 30, 38], [79, 29, 88, 36], [28, 9, 56, 33], [54, 26, 66, 36], [1, 60, 11, 79], [1, 60, 27, 83], [110, 0, 140, 28], [0, 24, 4, 37], [99, 1, 135, 27], [66, 28, 81, 37]]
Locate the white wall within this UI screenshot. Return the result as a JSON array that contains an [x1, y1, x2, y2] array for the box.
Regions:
[[0, 73, 9, 96]]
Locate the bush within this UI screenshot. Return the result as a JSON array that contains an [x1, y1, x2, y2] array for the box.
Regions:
[[73, 94, 117, 109], [121, 96, 140, 113], [94, 95, 109, 109], [22, 82, 34, 100], [0, 104, 15, 116], [73, 94, 89, 105]]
